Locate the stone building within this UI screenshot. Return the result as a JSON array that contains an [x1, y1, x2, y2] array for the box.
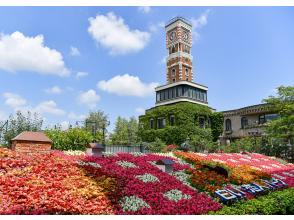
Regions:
[[220, 103, 278, 144], [11, 131, 52, 154]]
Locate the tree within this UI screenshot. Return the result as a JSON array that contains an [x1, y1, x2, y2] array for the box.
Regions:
[[111, 116, 139, 145], [45, 127, 93, 151], [1, 111, 43, 146], [263, 86, 294, 159], [84, 110, 109, 142], [263, 86, 294, 144]]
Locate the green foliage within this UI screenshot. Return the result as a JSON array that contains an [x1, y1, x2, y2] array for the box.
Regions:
[[189, 127, 214, 152], [263, 86, 294, 142], [111, 116, 138, 145], [45, 128, 93, 151], [148, 138, 166, 153], [0, 111, 43, 146], [84, 110, 109, 142], [138, 102, 222, 147], [210, 112, 224, 141], [210, 188, 294, 215], [229, 137, 262, 153]]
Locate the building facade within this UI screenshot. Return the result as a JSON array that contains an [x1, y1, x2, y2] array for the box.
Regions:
[[11, 131, 52, 154], [220, 103, 278, 144]]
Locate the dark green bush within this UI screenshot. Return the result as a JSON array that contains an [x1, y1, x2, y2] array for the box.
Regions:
[[210, 188, 294, 215]]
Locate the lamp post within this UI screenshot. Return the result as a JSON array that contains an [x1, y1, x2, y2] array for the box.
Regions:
[[102, 120, 110, 147]]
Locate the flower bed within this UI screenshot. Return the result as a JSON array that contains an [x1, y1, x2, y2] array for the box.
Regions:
[[0, 148, 115, 214], [82, 153, 222, 214], [0, 149, 221, 215], [1, 147, 293, 215]]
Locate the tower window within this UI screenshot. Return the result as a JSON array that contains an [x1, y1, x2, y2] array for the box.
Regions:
[[172, 78, 175, 83], [172, 46, 176, 53], [157, 118, 166, 129], [199, 117, 205, 128], [172, 68, 176, 77], [170, 115, 175, 126], [150, 118, 154, 129]]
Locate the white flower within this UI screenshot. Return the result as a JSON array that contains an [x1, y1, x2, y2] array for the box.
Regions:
[[120, 196, 150, 212], [163, 189, 192, 202], [63, 150, 86, 156], [136, 173, 159, 183], [77, 161, 101, 168], [102, 152, 118, 157], [116, 160, 138, 168]]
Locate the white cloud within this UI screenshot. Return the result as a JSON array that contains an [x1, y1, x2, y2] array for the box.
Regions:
[[135, 107, 145, 115], [45, 86, 63, 94], [3, 92, 65, 117], [0, 31, 69, 76], [68, 112, 86, 120], [34, 100, 66, 116], [78, 89, 100, 109], [88, 12, 150, 55], [69, 46, 80, 56], [190, 10, 210, 41], [138, 6, 151, 14], [3, 92, 27, 109], [76, 71, 89, 79], [97, 74, 159, 97]]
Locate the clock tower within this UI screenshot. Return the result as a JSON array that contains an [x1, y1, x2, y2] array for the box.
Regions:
[[166, 17, 193, 83], [154, 17, 208, 107]]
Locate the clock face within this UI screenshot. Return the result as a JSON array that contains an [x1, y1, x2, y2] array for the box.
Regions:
[[183, 31, 189, 41], [169, 31, 176, 41]]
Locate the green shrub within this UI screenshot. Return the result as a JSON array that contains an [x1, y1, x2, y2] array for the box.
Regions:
[[148, 138, 166, 153], [45, 128, 93, 151], [210, 188, 294, 215]]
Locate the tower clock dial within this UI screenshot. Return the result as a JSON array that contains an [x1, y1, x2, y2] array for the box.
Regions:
[[183, 31, 189, 41], [169, 31, 176, 41]]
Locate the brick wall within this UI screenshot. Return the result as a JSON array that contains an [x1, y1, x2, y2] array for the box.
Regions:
[[11, 141, 51, 154]]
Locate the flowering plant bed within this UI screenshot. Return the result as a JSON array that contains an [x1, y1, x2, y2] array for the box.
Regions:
[[0, 148, 293, 215]]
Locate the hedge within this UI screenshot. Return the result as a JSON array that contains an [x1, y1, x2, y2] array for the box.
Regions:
[[210, 188, 294, 215]]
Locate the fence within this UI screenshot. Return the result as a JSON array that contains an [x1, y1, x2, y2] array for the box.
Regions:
[[105, 145, 151, 153]]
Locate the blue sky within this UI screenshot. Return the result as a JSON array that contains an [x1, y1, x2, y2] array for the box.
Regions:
[[0, 7, 293, 131]]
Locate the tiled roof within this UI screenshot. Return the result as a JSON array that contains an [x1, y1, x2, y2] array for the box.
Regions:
[[156, 158, 174, 165], [11, 131, 52, 143], [88, 143, 104, 149]]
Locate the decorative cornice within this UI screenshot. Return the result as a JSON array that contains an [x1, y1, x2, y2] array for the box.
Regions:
[[155, 98, 208, 107], [222, 103, 273, 116], [155, 80, 208, 91]]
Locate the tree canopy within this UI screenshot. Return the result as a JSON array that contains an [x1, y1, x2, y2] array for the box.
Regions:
[[263, 86, 294, 143], [111, 116, 138, 145], [0, 111, 43, 146]]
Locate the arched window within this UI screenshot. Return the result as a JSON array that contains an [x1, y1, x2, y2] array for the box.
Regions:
[[172, 46, 176, 53], [225, 119, 232, 131], [241, 117, 248, 129], [149, 118, 154, 129], [185, 68, 189, 76], [172, 68, 176, 77]]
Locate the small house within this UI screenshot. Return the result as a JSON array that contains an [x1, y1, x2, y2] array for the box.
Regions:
[[11, 131, 52, 154], [87, 143, 104, 157], [155, 158, 174, 173]]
